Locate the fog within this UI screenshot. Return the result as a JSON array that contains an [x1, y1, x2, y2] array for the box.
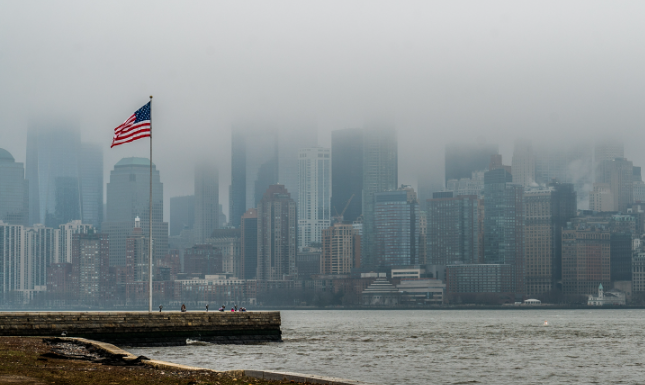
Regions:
[[2, 1, 645, 218]]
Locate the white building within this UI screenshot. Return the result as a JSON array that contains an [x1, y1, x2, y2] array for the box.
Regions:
[[58, 220, 92, 263], [587, 283, 626, 306], [297, 147, 331, 249]]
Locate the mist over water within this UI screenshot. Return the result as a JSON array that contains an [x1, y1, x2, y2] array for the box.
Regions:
[[130, 310, 645, 384]]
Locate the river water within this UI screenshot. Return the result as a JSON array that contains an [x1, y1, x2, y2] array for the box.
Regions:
[[129, 310, 645, 384]]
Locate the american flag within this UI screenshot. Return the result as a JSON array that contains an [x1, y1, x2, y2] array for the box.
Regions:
[[111, 102, 151, 148]]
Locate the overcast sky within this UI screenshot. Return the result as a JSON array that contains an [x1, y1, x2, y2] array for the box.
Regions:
[[2, 1, 645, 218]]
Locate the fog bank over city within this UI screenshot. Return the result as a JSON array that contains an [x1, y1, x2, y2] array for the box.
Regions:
[[2, 1, 645, 217]]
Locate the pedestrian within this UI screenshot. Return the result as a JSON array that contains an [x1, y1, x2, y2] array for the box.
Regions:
[[231, 307, 235, 312], [206, 304, 209, 312], [159, 304, 163, 312], [234, 304, 238, 311], [181, 304, 186, 312]]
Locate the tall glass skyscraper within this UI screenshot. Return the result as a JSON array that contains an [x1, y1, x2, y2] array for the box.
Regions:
[[194, 163, 219, 244], [331, 128, 363, 223], [102, 157, 167, 266], [361, 124, 398, 268], [79, 143, 103, 230], [483, 168, 524, 293], [26, 122, 81, 226], [373, 187, 419, 267], [230, 124, 278, 228]]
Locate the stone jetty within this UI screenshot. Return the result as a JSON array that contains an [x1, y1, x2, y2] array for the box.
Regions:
[[0, 311, 281, 346]]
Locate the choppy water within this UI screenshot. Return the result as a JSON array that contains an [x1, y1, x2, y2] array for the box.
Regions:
[[129, 310, 645, 384]]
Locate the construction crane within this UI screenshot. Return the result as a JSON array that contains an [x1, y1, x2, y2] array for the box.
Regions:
[[333, 194, 355, 223]]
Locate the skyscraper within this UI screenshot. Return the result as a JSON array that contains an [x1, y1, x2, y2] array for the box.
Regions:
[[361, 124, 398, 268], [0, 148, 28, 226], [523, 183, 576, 295], [483, 168, 524, 294], [278, 125, 317, 204], [373, 186, 419, 267], [427, 192, 479, 265], [596, 157, 634, 213], [26, 122, 81, 226], [257, 185, 297, 280], [511, 139, 536, 188], [79, 143, 103, 230], [102, 157, 168, 266], [297, 147, 331, 249], [445, 142, 498, 185], [194, 163, 219, 244], [331, 128, 364, 223], [241, 208, 258, 279]]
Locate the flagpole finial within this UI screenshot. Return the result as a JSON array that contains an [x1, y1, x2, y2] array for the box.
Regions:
[[149, 95, 153, 99]]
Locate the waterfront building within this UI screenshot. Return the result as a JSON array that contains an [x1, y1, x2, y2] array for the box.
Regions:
[[79, 143, 103, 230], [361, 275, 400, 306], [511, 139, 536, 188], [240, 208, 258, 279], [444, 142, 498, 185], [561, 219, 611, 295], [361, 124, 398, 268], [445, 264, 514, 294], [257, 185, 297, 280], [297, 147, 331, 249], [321, 223, 358, 275], [632, 252, 645, 293], [0, 148, 29, 226], [483, 168, 524, 293], [229, 124, 278, 228], [523, 183, 577, 295], [296, 247, 321, 279], [373, 186, 419, 267], [397, 279, 445, 305], [426, 192, 479, 266], [194, 163, 219, 244], [169, 195, 195, 237], [587, 283, 626, 306], [331, 128, 364, 223], [102, 157, 168, 266]]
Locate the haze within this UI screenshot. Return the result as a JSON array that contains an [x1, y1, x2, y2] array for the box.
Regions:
[[2, 1, 644, 217]]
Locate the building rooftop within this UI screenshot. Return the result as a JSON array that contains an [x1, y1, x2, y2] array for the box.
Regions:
[[115, 157, 155, 168], [0, 148, 15, 163]]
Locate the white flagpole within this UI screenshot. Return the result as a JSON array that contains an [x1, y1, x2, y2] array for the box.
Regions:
[[148, 95, 153, 313]]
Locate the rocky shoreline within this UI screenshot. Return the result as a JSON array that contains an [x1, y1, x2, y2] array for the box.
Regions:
[[0, 337, 371, 385]]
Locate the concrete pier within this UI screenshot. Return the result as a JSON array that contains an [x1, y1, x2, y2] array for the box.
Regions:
[[0, 311, 281, 346]]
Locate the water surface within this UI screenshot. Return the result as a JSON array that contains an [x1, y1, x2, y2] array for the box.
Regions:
[[130, 310, 645, 384]]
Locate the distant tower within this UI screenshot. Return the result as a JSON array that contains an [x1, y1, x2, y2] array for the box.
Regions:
[[373, 186, 419, 267], [79, 143, 103, 230], [361, 124, 398, 268], [102, 157, 168, 266], [298, 148, 331, 249], [483, 168, 524, 294], [445, 142, 498, 185], [427, 191, 479, 265], [194, 163, 219, 244], [511, 139, 535, 188], [230, 124, 278, 228], [26, 121, 81, 226], [257, 185, 297, 280], [0, 148, 29, 226], [331, 128, 364, 223], [241, 208, 258, 279]]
